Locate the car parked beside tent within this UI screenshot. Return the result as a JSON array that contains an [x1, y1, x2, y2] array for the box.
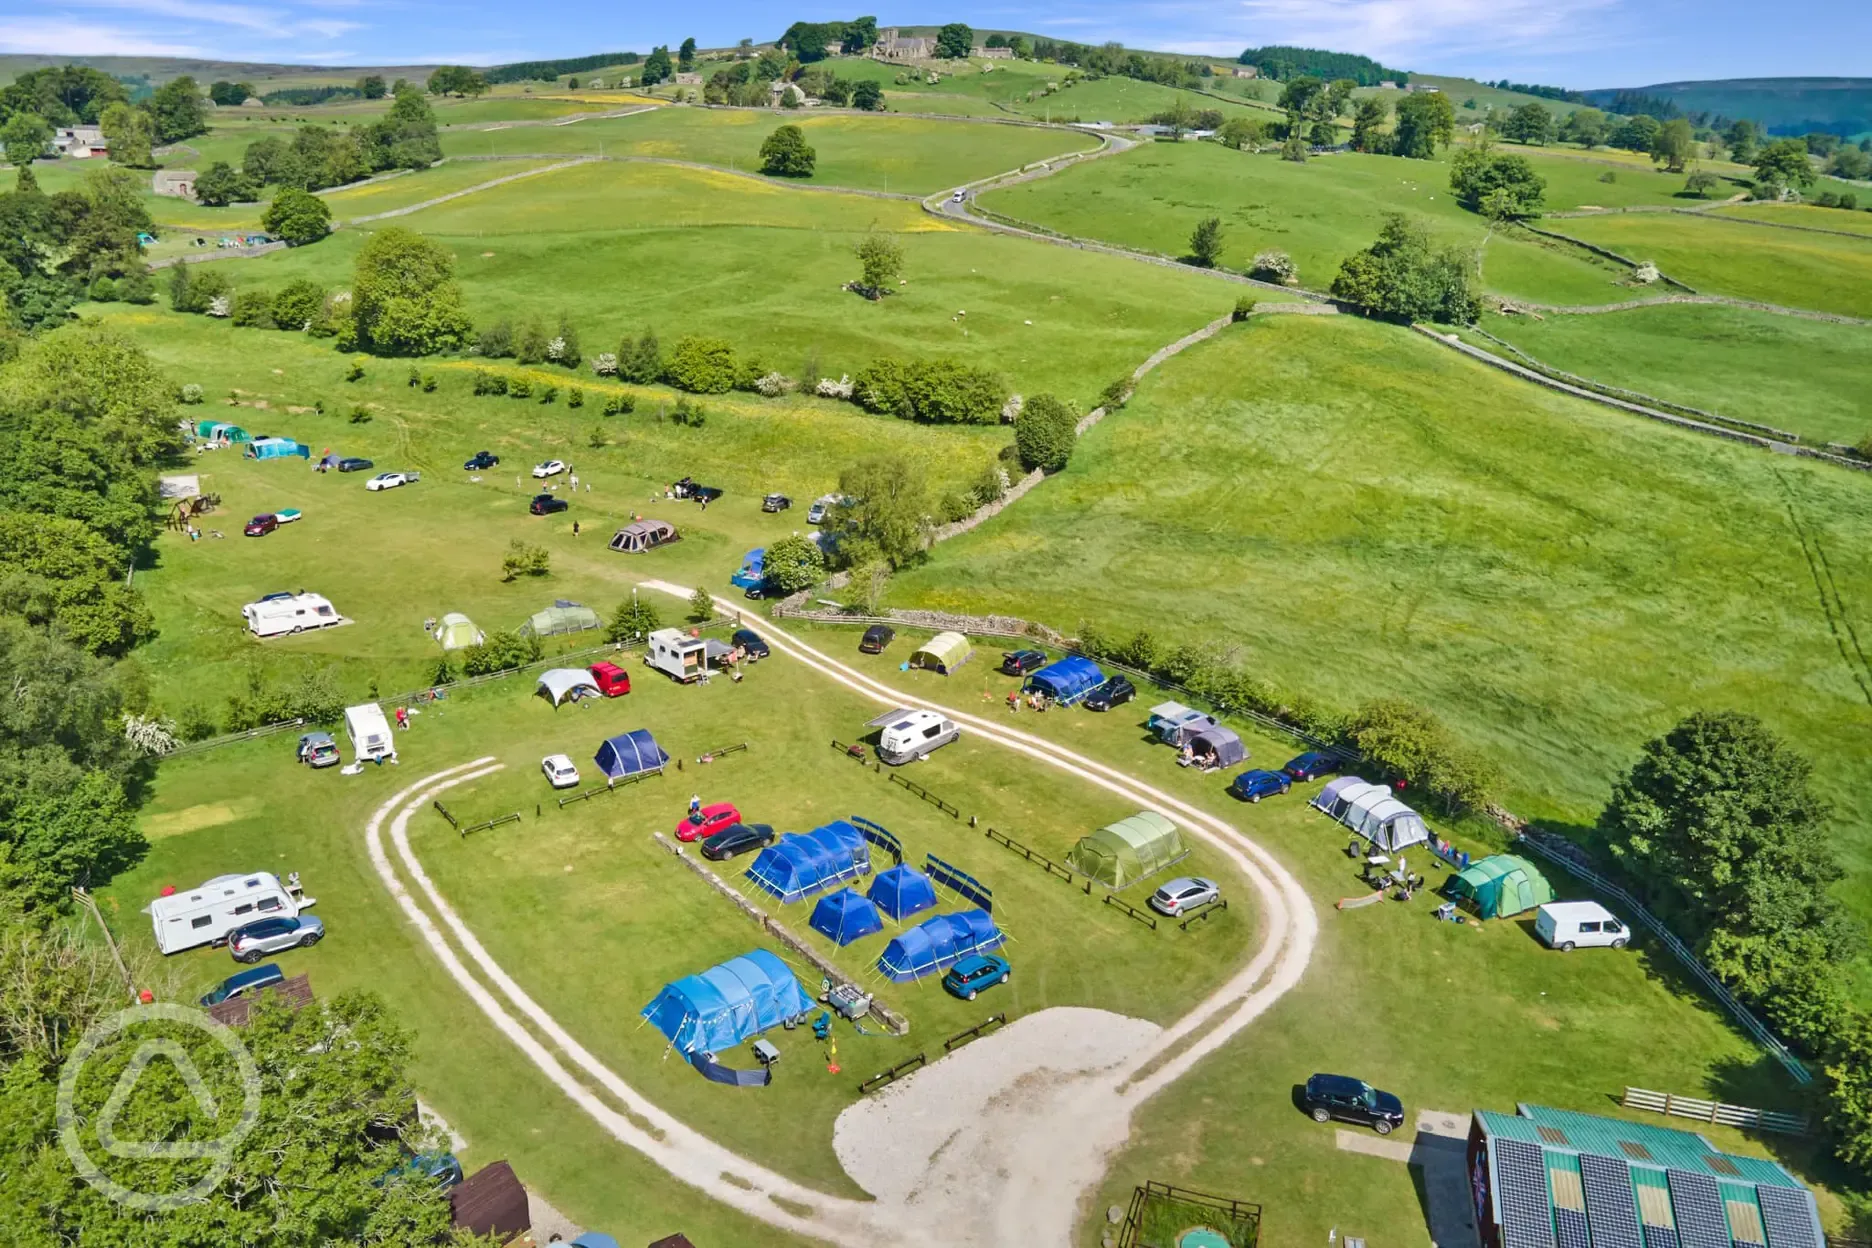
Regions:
[[1067, 811, 1186, 888]]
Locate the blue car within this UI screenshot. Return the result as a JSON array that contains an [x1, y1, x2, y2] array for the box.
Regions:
[[1282, 751, 1340, 782], [198, 963, 285, 1007], [942, 954, 1011, 1001], [1229, 768, 1292, 803]]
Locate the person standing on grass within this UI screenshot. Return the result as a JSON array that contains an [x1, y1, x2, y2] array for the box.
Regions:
[[573, 520, 580, 537]]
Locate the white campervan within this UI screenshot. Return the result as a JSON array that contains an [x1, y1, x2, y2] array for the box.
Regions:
[[243, 591, 341, 638], [344, 702, 397, 764], [869, 708, 960, 765], [644, 628, 709, 683], [1535, 901, 1630, 951], [148, 870, 315, 954]]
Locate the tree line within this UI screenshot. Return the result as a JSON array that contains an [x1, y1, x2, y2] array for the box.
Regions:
[[0, 165, 158, 330], [0, 66, 208, 170], [1236, 45, 1405, 87]]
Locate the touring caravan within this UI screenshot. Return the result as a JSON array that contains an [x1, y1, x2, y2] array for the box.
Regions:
[[644, 628, 709, 683], [345, 702, 397, 764], [868, 708, 961, 765], [149, 870, 316, 954], [243, 591, 342, 638]]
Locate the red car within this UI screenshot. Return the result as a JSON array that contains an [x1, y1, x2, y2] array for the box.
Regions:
[[589, 662, 631, 697], [675, 802, 741, 843], [243, 513, 279, 537]]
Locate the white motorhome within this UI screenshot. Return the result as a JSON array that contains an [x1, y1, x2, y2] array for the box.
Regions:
[[243, 591, 342, 638], [148, 870, 315, 954], [1534, 901, 1630, 951], [868, 708, 961, 765], [644, 628, 709, 683], [344, 702, 397, 764]]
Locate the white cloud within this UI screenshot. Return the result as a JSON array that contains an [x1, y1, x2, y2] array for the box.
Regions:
[[0, 17, 205, 56], [59, 0, 285, 35], [300, 18, 364, 38], [1230, 0, 1625, 65]]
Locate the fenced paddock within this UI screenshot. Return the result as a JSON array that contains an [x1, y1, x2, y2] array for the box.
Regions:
[[1118, 1181, 1261, 1248]]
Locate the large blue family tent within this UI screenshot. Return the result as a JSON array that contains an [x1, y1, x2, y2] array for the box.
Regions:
[[877, 909, 1005, 983], [593, 729, 668, 780], [246, 437, 310, 460], [809, 890, 884, 946], [745, 821, 871, 904], [639, 949, 814, 1056], [1024, 655, 1105, 705], [867, 864, 938, 921]]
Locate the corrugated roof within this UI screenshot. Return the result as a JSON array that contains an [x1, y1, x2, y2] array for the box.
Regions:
[[1478, 1105, 1807, 1190]]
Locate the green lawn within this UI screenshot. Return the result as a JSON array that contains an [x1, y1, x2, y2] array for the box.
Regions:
[[886, 315, 1872, 916], [821, 55, 1280, 123], [1713, 201, 1872, 238], [1472, 305, 1872, 446], [1556, 212, 1872, 317], [319, 158, 565, 221]]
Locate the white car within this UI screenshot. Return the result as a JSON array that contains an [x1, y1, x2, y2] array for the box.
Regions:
[[950, 188, 967, 202], [541, 754, 580, 789], [365, 472, 413, 492], [532, 460, 567, 479], [806, 495, 839, 524]]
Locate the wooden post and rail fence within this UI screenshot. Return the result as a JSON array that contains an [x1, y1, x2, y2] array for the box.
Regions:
[[1621, 1087, 1810, 1136]]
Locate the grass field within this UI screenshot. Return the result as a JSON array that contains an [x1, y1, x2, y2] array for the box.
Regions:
[[1713, 201, 1872, 238], [886, 315, 1872, 916], [1472, 305, 1872, 446], [319, 159, 566, 221], [820, 55, 1281, 124]]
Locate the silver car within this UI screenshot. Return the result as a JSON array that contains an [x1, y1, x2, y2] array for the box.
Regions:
[[1148, 876, 1219, 917], [228, 914, 324, 963]]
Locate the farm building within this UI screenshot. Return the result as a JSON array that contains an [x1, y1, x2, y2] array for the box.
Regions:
[[432, 613, 484, 650], [1467, 1103, 1822, 1248], [745, 822, 871, 904], [592, 729, 668, 780], [876, 909, 1005, 982], [908, 631, 973, 674], [519, 601, 602, 637], [536, 668, 600, 707], [867, 864, 938, 920], [448, 1161, 530, 1242], [640, 950, 814, 1055], [1448, 855, 1554, 920], [1023, 655, 1105, 704], [1067, 811, 1186, 888], [809, 889, 884, 945]]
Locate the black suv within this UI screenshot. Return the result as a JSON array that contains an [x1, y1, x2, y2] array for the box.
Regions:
[[860, 624, 895, 654], [529, 493, 569, 515], [1000, 649, 1047, 676], [762, 493, 791, 513], [1084, 675, 1136, 712], [1304, 1073, 1405, 1135], [463, 450, 499, 470]]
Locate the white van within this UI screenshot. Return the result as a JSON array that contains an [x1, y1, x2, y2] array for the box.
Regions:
[[243, 591, 342, 638], [148, 871, 315, 954], [1535, 901, 1630, 951], [868, 708, 960, 765], [344, 702, 397, 764]]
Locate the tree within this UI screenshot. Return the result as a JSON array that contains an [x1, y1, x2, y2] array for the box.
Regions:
[[664, 335, 738, 393], [1500, 102, 1553, 145], [499, 541, 550, 582], [1330, 213, 1479, 325], [1753, 137, 1815, 193], [853, 230, 903, 293], [1608, 113, 1661, 153], [425, 66, 487, 97], [1723, 118, 1761, 163], [1350, 97, 1388, 152], [1217, 115, 1266, 150], [2, 770, 142, 911], [147, 75, 207, 143], [678, 37, 698, 70], [1391, 92, 1454, 159], [759, 124, 816, 177], [1014, 393, 1077, 472], [619, 329, 661, 383], [688, 584, 715, 623], [605, 593, 661, 643], [1342, 698, 1494, 811], [358, 74, 387, 99], [1187, 216, 1225, 267], [762, 535, 824, 594], [1448, 148, 1546, 217], [98, 102, 153, 168], [850, 80, 884, 111], [832, 455, 929, 568], [1, 112, 50, 168], [271, 277, 324, 330], [1829, 146, 1872, 180], [462, 628, 541, 674], [1650, 117, 1696, 173], [1684, 170, 1720, 198], [935, 23, 974, 59], [192, 160, 255, 206], [260, 186, 330, 244], [1559, 107, 1607, 148], [641, 46, 673, 86], [348, 227, 474, 356]]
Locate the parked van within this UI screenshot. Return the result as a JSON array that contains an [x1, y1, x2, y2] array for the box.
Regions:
[[344, 702, 397, 764], [1534, 901, 1630, 951], [149, 871, 315, 954], [243, 591, 341, 638], [644, 628, 709, 683], [868, 708, 960, 765]]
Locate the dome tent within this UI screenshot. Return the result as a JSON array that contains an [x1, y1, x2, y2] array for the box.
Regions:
[[744, 821, 871, 904], [1448, 855, 1555, 919], [593, 729, 668, 779], [433, 612, 484, 651], [809, 889, 884, 945], [876, 910, 1004, 982], [639, 949, 814, 1055], [867, 864, 938, 920], [1067, 811, 1186, 888], [908, 631, 973, 675], [1186, 726, 1246, 769]]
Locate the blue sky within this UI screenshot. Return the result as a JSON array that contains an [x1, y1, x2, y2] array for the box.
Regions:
[[1, 0, 1865, 89]]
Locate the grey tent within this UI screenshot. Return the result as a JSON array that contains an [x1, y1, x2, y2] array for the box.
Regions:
[[1148, 702, 1216, 747], [521, 601, 602, 638], [1350, 796, 1429, 853], [1187, 726, 1246, 769], [1311, 775, 1367, 816], [608, 519, 679, 554], [1329, 780, 1389, 822], [537, 668, 601, 707]]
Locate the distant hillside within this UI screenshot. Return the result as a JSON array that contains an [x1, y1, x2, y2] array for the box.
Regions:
[[1584, 78, 1872, 136], [0, 54, 438, 91]]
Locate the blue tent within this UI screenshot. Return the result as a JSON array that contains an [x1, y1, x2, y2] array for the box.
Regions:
[[1024, 655, 1105, 704], [593, 729, 668, 780], [246, 437, 310, 460], [639, 949, 814, 1056], [809, 889, 884, 945], [730, 548, 765, 590], [877, 910, 1005, 983], [745, 821, 871, 904], [867, 864, 938, 921]]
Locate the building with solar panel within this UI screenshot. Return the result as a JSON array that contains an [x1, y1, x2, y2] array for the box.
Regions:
[[1467, 1104, 1824, 1248]]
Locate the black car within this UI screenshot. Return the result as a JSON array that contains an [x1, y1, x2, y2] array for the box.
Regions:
[[1304, 1073, 1405, 1135], [1084, 675, 1136, 712], [762, 493, 791, 513], [701, 822, 776, 861], [336, 457, 374, 473], [733, 628, 770, 660], [529, 493, 569, 515], [1283, 751, 1341, 782], [1000, 649, 1047, 676], [463, 450, 500, 470], [860, 624, 895, 654], [671, 477, 723, 504]]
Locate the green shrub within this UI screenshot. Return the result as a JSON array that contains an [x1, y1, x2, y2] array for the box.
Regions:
[[461, 628, 543, 674], [515, 318, 549, 364], [1232, 295, 1257, 321], [853, 356, 1004, 423], [345, 361, 365, 382], [664, 335, 738, 393], [602, 392, 636, 416], [498, 540, 550, 582], [509, 376, 531, 399], [478, 318, 515, 357], [538, 383, 558, 404], [271, 278, 324, 330], [567, 386, 584, 408], [471, 369, 507, 396], [939, 491, 976, 523], [421, 373, 437, 392], [1014, 392, 1078, 472]]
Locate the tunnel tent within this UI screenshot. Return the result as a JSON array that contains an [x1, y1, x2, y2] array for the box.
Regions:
[[1024, 655, 1105, 705], [1341, 785, 1396, 831], [867, 864, 938, 921], [744, 821, 871, 904], [1448, 855, 1555, 919], [908, 631, 974, 675], [536, 667, 600, 707], [245, 436, 309, 460], [1067, 811, 1187, 889], [639, 949, 815, 1055], [195, 421, 251, 443], [1329, 780, 1390, 823], [593, 729, 668, 780], [1312, 775, 1368, 816], [876, 909, 1005, 983], [1187, 726, 1246, 769], [809, 890, 884, 946], [1351, 796, 1430, 853], [433, 612, 484, 651], [520, 601, 603, 638]]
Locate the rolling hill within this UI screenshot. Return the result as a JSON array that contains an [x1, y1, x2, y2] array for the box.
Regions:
[[1585, 77, 1872, 136]]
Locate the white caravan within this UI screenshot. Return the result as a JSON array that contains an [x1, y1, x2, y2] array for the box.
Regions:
[[148, 870, 316, 954], [868, 708, 961, 765], [1534, 901, 1630, 951], [344, 702, 397, 764], [644, 628, 709, 683], [243, 591, 342, 638]]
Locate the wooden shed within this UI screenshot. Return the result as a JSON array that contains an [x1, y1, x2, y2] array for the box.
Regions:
[[450, 1160, 531, 1242]]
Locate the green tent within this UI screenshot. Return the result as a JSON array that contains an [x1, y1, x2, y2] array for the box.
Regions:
[[908, 630, 973, 674], [433, 612, 484, 651], [1449, 854, 1554, 919], [520, 602, 603, 638], [1067, 811, 1186, 889]]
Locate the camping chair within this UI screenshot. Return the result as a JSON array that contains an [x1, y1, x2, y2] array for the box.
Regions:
[[812, 1012, 831, 1042]]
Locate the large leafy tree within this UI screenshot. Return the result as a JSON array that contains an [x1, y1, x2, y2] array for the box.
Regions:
[[147, 75, 208, 144], [832, 455, 930, 568], [759, 124, 815, 177], [0, 321, 178, 465], [192, 160, 256, 207], [261, 187, 332, 245], [0, 511, 153, 656], [1, 112, 50, 168], [1330, 213, 1479, 324], [1559, 107, 1607, 147], [346, 227, 473, 356], [1448, 148, 1546, 217], [1500, 102, 1553, 145], [1752, 138, 1815, 193], [425, 66, 487, 98], [1349, 97, 1388, 152], [1650, 117, 1697, 173], [98, 102, 153, 168], [762, 535, 825, 594], [641, 46, 673, 86], [935, 23, 974, 58], [1390, 91, 1454, 158], [1014, 393, 1077, 473]]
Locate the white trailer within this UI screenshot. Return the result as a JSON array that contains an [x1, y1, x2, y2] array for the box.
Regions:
[[148, 870, 315, 954], [644, 628, 709, 683], [345, 702, 397, 764], [1534, 901, 1630, 951], [243, 592, 342, 638], [868, 707, 961, 765]]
